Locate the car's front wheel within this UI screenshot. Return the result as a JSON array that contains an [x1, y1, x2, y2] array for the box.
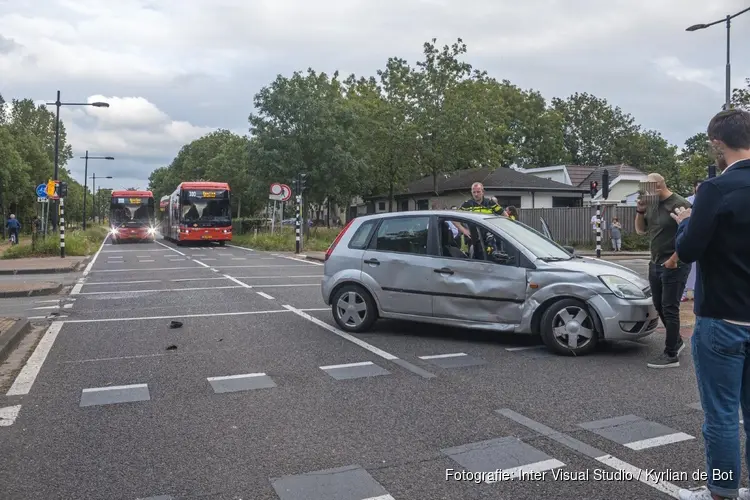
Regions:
[[540, 298, 599, 356], [331, 284, 377, 333]]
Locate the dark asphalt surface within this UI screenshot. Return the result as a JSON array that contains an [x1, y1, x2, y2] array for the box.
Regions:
[[0, 238, 741, 500]]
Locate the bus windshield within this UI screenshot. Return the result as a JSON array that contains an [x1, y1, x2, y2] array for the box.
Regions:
[[181, 189, 230, 224], [110, 197, 154, 226]]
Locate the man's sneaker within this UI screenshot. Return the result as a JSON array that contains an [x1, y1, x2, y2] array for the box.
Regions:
[[676, 339, 686, 356], [679, 486, 750, 499], [648, 353, 680, 368]]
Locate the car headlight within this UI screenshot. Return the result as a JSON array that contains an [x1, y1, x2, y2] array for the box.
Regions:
[[598, 275, 646, 299]]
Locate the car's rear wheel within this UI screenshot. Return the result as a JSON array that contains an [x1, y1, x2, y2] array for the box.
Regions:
[[331, 284, 377, 333], [540, 298, 598, 356]]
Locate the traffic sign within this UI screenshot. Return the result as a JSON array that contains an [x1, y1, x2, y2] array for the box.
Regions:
[[36, 184, 48, 198], [269, 183, 292, 202], [37, 197, 48, 203]]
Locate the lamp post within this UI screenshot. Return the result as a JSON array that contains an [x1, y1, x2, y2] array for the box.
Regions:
[[90, 174, 113, 223], [44, 91, 109, 256], [686, 7, 750, 110], [81, 152, 114, 230]]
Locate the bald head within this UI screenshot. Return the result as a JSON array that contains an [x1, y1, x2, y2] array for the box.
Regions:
[[647, 173, 665, 188]]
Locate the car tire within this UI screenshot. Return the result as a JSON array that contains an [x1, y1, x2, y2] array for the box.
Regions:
[[539, 298, 599, 356], [331, 284, 377, 333]]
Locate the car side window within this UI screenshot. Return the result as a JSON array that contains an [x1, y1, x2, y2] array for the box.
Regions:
[[373, 216, 429, 255], [478, 226, 520, 267], [348, 220, 376, 249]]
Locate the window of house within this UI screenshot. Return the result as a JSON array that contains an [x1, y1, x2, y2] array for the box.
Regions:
[[374, 216, 429, 255], [399, 199, 409, 211], [416, 199, 429, 210], [377, 201, 386, 211]]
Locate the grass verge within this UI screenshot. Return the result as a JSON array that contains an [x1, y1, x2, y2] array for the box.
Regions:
[[231, 227, 340, 252], [1, 226, 109, 259]]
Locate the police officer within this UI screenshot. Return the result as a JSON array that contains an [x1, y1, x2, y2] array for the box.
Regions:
[[459, 182, 503, 215]]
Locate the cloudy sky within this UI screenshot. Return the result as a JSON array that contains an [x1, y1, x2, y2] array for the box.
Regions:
[[1, 0, 749, 191]]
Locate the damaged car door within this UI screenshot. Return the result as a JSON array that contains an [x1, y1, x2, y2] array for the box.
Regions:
[[430, 217, 528, 326]]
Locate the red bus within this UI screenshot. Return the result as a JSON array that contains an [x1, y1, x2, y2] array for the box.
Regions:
[[159, 195, 170, 235], [109, 190, 156, 244], [163, 181, 232, 246]]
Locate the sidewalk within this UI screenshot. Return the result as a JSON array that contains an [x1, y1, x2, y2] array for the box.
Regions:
[[0, 256, 88, 275]]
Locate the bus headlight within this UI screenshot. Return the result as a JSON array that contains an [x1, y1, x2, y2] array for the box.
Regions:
[[147, 226, 156, 235], [110, 227, 119, 236]]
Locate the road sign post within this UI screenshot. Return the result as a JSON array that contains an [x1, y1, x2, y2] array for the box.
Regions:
[[59, 196, 65, 258], [269, 183, 293, 235]]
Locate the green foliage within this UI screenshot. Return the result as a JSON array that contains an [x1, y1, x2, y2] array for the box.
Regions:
[[621, 231, 650, 251], [232, 227, 340, 252], [2, 226, 108, 259]]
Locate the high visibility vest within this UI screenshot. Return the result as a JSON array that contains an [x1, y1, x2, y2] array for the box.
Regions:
[[459, 198, 503, 215]]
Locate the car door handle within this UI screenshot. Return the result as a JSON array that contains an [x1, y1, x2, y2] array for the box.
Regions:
[[434, 267, 454, 275], [364, 258, 380, 265]]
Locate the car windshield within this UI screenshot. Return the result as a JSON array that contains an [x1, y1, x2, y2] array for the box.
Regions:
[[483, 216, 573, 260]]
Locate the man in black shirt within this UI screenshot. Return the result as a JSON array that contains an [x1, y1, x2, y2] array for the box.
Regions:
[[671, 109, 750, 500]]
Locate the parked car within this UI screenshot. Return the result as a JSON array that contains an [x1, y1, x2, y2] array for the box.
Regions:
[[320, 210, 657, 356]]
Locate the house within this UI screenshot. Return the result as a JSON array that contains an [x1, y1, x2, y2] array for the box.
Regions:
[[511, 164, 648, 206], [352, 166, 590, 217]]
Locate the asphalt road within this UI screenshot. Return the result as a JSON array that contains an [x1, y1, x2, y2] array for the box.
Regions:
[[0, 239, 737, 500]]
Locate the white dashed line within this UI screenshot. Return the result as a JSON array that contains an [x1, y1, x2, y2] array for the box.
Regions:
[[256, 291, 275, 299]]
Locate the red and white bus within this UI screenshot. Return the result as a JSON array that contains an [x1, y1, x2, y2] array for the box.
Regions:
[[159, 195, 170, 235], [163, 181, 232, 245], [109, 190, 156, 244]]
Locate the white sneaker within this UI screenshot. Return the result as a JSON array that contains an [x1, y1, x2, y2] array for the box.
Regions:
[[679, 486, 750, 499]]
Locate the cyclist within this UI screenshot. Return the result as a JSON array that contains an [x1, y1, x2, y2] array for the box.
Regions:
[[6, 214, 21, 245]]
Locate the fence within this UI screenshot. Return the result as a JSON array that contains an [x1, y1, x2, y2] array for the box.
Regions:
[[517, 206, 639, 246]]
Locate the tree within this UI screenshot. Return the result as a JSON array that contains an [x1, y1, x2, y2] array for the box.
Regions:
[[249, 68, 366, 210], [732, 78, 750, 110], [677, 132, 711, 189]]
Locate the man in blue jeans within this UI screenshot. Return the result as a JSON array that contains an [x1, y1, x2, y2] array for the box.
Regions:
[[672, 108, 750, 500]]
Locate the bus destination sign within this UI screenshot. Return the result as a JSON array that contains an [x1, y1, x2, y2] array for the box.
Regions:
[[187, 190, 224, 198]]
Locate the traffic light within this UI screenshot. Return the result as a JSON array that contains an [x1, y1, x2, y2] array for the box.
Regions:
[[601, 169, 609, 200], [299, 173, 308, 192], [58, 182, 68, 198], [589, 180, 598, 198]]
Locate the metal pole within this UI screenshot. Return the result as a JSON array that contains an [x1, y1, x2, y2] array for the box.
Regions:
[[725, 15, 731, 110], [596, 203, 602, 258], [82, 151, 88, 230], [92, 174, 96, 223], [52, 91, 61, 229], [59, 196, 65, 258], [295, 194, 301, 254]]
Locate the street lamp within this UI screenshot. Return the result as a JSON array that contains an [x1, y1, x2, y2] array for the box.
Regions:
[[81, 152, 114, 230], [90, 174, 113, 223], [44, 91, 109, 257], [686, 7, 750, 110]]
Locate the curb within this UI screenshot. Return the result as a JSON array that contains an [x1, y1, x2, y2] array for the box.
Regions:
[[299, 254, 325, 263], [0, 318, 31, 364], [0, 255, 92, 276], [0, 282, 63, 299]]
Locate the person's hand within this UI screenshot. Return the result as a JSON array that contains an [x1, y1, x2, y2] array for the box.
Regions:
[[670, 206, 691, 224], [663, 258, 677, 269], [636, 197, 647, 212]]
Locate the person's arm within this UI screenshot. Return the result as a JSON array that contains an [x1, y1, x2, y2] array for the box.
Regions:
[[675, 183, 722, 264], [634, 208, 647, 235]]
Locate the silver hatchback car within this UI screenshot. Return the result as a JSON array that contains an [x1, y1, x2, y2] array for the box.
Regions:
[[321, 210, 658, 356]]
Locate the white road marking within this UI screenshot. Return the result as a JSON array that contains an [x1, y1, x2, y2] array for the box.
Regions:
[[227, 244, 253, 252], [624, 432, 694, 450], [320, 361, 373, 370], [156, 240, 185, 256], [169, 258, 185, 262], [138, 260, 155, 263], [102, 249, 166, 253], [283, 305, 397, 360], [418, 353, 467, 360], [212, 264, 313, 269], [75, 285, 244, 295], [231, 258, 246, 260], [90, 266, 207, 273], [235, 275, 322, 279], [193, 260, 211, 268], [0, 405, 22, 426], [63, 309, 290, 323], [82, 383, 148, 393], [201, 258, 217, 261], [63, 303, 73, 309], [27, 316, 47, 320], [7, 322, 64, 396], [35, 300, 59, 304], [171, 277, 229, 282], [73, 239, 108, 295], [206, 373, 266, 382], [223, 275, 252, 289], [595, 455, 681, 498], [136, 255, 151, 258], [282, 255, 324, 266], [484, 459, 565, 483], [253, 284, 317, 288], [83, 280, 160, 286], [362, 496, 395, 500], [192, 254, 206, 256], [256, 291, 275, 299], [32, 305, 59, 310]]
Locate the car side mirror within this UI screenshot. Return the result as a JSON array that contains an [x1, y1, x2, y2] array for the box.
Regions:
[[490, 250, 511, 264]]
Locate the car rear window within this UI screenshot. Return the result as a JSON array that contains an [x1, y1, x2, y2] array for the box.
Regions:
[[348, 220, 376, 249]]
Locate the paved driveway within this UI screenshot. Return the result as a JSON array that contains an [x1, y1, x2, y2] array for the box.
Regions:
[[0, 239, 730, 499]]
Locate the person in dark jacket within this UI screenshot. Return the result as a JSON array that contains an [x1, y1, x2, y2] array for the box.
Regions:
[[6, 214, 20, 244], [459, 182, 503, 215], [671, 109, 750, 500]]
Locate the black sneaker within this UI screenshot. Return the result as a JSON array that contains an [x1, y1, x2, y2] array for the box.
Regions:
[[676, 340, 686, 356], [648, 353, 680, 368]]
